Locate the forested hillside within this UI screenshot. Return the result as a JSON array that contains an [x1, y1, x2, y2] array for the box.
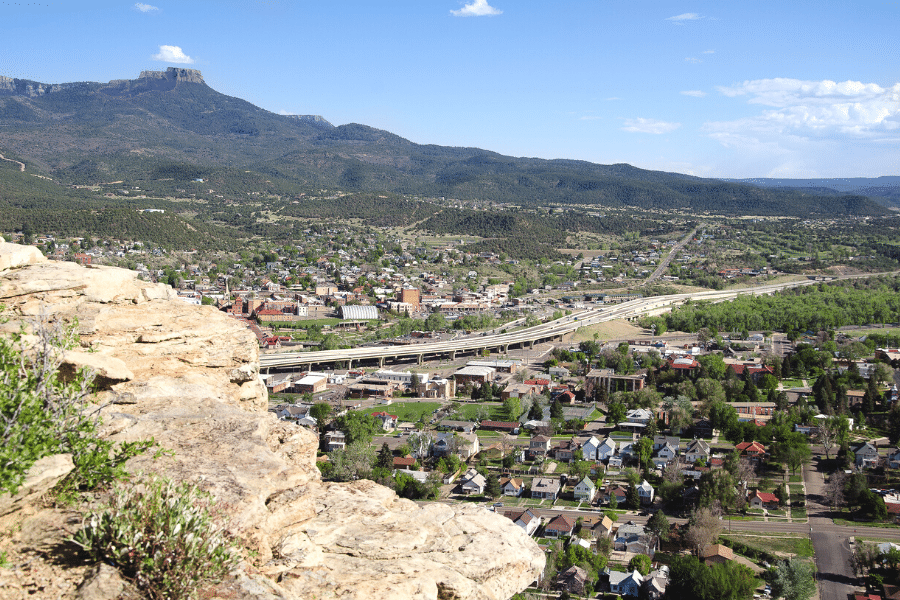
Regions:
[[0, 70, 889, 218]]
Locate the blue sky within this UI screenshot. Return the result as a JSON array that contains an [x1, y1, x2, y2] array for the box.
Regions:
[[3, 0, 899, 179]]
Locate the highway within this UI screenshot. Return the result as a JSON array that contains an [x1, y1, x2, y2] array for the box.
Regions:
[[643, 225, 698, 286], [259, 272, 894, 371]]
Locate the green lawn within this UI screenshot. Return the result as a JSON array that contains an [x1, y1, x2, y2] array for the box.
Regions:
[[363, 401, 441, 422], [780, 378, 806, 388], [833, 518, 900, 529], [720, 533, 814, 557], [455, 402, 508, 422], [791, 508, 807, 520]]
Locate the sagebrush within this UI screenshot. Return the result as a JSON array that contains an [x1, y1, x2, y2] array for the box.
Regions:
[[71, 476, 238, 599]]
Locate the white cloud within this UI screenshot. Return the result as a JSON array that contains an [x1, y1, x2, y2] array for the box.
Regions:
[[666, 13, 701, 23], [712, 78, 900, 136], [622, 118, 681, 134], [681, 90, 707, 97], [134, 3, 158, 12], [704, 77, 900, 177], [685, 57, 702, 64], [152, 45, 194, 64], [702, 49, 715, 54], [451, 0, 501, 17]]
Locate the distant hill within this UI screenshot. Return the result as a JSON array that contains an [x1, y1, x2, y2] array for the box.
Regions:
[[0, 68, 890, 218], [722, 176, 900, 209]]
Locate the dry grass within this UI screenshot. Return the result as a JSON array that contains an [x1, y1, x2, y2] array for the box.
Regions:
[[570, 320, 646, 342]]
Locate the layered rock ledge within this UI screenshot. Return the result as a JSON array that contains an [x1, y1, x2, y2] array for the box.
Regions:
[[0, 242, 544, 600]]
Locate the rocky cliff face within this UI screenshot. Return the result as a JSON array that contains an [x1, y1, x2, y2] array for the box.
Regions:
[[0, 68, 205, 99], [0, 242, 544, 600]]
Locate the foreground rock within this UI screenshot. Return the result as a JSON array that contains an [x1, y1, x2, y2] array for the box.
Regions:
[[0, 244, 544, 600]]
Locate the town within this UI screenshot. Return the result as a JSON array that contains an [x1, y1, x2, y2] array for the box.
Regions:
[[262, 319, 900, 600]]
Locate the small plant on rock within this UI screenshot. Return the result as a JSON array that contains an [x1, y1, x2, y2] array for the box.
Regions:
[[71, 476, 238, 599]]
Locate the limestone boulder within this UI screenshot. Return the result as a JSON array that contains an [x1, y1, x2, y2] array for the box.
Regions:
[[0, 241, 46, 271]]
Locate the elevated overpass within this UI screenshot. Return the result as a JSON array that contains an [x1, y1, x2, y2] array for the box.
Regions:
[[257, 274, 879, 372]]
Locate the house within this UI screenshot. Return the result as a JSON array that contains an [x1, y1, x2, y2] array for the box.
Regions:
[[500, 477, 524, 497], [557, 565, 589, 595], [888, 448, 900, 470], [603, 484, 628, 506], [592, 515, 615, 538], [614, 521, 657, 556], [596, 437, 617, 461], [480, 420, 520, 434], [529, 435, 552, 459], [432, 432, 457, 458], [544, 514, 577, 538], [735, 441, 766, 460], [531, 477, 561, 500], [371, 411, 399, 431], [652, 435, 680, 452], [653, 443, 678, 466], [553, 439, 579, 462], [608, 569, 643, 597], [324, 431, 346, 451], [456, 432, 480, 459], [548, 365, 570, 378], [855, 442, 880, 469], [748, 490, 780, 510], [692, 418, 716, 438], [625, 408, 654, 424], [500, 507, 541, 536], [684, 439, 711, 463], [637, 480, 655, 505], [392, 456, 416, 469], [460, 468, 486, 495], [573, 476, 597, 503], [619, 442, 636, 460], [642, 567, 669, 600], [701, 544, 734, 565], [581, 436, 602, 461]]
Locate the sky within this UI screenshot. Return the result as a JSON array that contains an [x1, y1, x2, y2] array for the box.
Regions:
[[2, 0, 899, 179]]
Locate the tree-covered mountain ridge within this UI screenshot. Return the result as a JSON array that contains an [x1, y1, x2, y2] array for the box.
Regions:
[[0, 68, 889, 217]]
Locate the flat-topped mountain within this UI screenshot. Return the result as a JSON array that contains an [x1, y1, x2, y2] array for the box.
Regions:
[[0, 69, 889, 217]]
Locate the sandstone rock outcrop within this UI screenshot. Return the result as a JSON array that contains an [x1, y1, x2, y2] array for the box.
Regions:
[[0, 244, 544, 600]]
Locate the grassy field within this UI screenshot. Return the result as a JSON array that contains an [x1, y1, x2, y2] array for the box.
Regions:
[[570, 320, 646, 342], [455, 402, 509, 422], [721, 533, 814, 557], [363, 401, 441, 422]]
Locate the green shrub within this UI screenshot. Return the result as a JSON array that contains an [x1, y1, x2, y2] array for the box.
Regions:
[[0, 311, 155, 497], [71, 476, 238, 599]]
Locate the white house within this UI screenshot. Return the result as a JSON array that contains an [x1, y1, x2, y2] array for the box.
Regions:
[[854, 442, 880, 469], [609, 570, 643, 597], [625, 408, 653, 424], [578, 436, 599, 461], [502, 508, 540, 537], [888, 448, 900, 470], [460, 468, 486, 495], [596, 437, 617, 461], [638, 480, 655, 505], [684, 439, 711, 463], [500, 477, 524, 497], [573, 476, 597, 503]]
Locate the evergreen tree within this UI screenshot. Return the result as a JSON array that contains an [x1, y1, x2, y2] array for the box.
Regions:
[[376, 443, 394, 470], [550, 398, 564, 420], [485, 475, 501, 499]]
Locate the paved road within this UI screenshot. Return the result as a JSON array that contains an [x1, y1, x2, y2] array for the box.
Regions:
[[803, 458, 861, 600], [643, 226, 698, 285]]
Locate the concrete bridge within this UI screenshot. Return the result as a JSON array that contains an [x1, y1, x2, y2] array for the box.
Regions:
[[258, 275, 851, 373]]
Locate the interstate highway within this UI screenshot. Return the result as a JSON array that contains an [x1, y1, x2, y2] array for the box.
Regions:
[[258, 275, 869, 371]]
